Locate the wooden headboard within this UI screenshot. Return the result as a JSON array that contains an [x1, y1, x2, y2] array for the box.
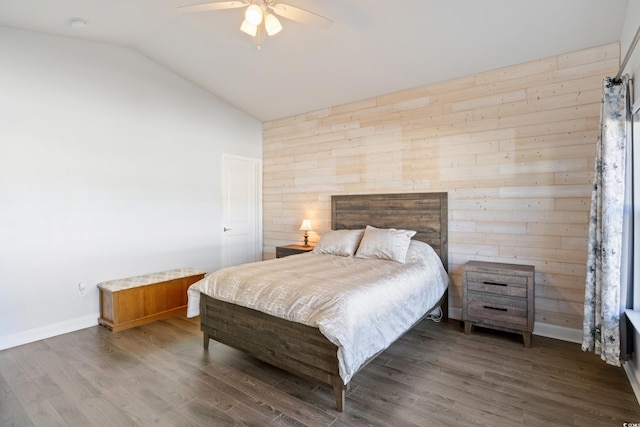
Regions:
[[331, 192, 448, 271]]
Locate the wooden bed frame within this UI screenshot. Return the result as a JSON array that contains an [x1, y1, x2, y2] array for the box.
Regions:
[[199, 192, 448, 411]]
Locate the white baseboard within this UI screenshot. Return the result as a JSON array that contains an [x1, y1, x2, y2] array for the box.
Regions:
[[448, 308, 582, 343], [0, 314, 99, 351], [532, 322, 582, 343], [624, 360, 640, 406]]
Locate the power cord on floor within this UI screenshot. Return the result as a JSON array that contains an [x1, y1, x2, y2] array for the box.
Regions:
[[426, 306, 443, 323]]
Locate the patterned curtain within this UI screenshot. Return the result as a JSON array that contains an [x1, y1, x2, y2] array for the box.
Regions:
[[582, 75, 630, 367]]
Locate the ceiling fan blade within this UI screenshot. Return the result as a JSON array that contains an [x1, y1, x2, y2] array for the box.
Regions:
[[178, 1, 248, 12], [269, 3, 333, 28]]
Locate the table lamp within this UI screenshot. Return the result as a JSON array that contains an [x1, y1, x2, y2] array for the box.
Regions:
[[299, 219, 312, 247]]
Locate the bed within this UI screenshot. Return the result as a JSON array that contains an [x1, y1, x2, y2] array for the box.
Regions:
[[187, 192, 448, 411]]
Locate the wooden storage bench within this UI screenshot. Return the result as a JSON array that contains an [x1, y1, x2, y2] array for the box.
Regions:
[[98, 268, 206, 332]]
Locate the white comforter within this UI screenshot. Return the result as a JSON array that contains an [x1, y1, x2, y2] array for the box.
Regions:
[[187, 240, 448, 383]]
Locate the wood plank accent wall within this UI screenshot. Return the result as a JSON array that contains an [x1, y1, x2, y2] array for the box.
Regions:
[[262, 43, 619, 331]]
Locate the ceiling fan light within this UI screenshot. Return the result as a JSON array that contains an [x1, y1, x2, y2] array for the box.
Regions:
[[264, 13, 282, 36], [245, 4, 263, 26], [240, 19, 258, 36]]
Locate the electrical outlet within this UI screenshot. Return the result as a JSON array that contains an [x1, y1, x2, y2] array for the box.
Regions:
[[77, 282, 87, 298]]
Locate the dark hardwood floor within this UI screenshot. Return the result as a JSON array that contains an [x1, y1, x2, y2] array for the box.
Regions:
[[1, 315, 638, 426]]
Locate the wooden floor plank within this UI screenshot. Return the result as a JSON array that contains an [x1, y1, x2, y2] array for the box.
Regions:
[[0, 368, 35, 427], [200, 361, 337, 426], [0, 315, 638, 427]]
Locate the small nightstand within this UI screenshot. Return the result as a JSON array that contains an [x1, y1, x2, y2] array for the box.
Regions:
[[462, 261, 535, 347], [276, 244, 315, 258]]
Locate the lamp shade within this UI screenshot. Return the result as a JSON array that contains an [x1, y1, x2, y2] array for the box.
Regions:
[[299, 219, 312, 231], [245, 4, 263, 26], [264, 13, 282, 36], [240, 19, 258, 36]]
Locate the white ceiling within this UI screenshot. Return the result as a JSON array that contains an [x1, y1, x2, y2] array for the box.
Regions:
[[0, 0, 630, 121]]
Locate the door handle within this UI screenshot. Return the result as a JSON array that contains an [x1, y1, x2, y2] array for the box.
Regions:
[[224, 227, 232, 232]]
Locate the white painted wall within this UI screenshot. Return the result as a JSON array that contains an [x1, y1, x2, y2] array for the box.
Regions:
[[0, 27, 262, 349], [620, 0, 640, 404]]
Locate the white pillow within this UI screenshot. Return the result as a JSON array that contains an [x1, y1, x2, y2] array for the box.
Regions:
[[354, 225, 417, 263], [312, 229, 364, 257]]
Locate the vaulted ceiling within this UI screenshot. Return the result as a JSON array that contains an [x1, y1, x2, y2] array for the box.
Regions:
[[0, 0, 630, 121]]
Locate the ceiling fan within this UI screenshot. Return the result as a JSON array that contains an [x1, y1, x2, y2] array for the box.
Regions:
[[179, 0, 333, 48]]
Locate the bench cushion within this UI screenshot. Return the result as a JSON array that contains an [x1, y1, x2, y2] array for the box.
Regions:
[[97, 268, 206, 292]]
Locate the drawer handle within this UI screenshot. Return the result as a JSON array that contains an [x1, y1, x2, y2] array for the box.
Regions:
[[484, 305, 508, 312], [483, 281, 507, 287]]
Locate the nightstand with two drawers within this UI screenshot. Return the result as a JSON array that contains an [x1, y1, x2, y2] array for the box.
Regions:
[[462, 261, 535, 347]]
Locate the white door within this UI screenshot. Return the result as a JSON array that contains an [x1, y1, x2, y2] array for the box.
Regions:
[[221, 154, 261, 267]]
